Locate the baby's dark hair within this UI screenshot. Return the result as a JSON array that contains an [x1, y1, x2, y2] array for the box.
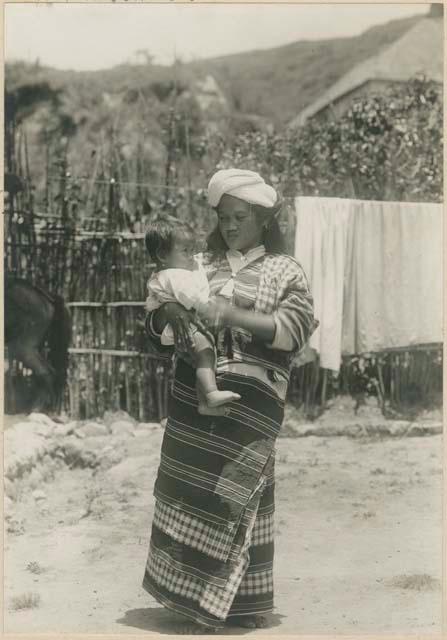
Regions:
[[144, 218, 194, 263]]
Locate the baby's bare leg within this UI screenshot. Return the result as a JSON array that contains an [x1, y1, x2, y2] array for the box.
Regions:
[[195, 347, 219, 395], [193, 334, 240, 414], [196, 347, 240, 414]]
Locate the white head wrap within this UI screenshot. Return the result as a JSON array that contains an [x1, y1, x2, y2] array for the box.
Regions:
[[207, 168, 278, 209]]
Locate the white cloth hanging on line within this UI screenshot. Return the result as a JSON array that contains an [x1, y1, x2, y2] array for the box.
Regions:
[[294, 197, 350, 371], [294, 196, 443, 371], [342, 198, 443, 355]]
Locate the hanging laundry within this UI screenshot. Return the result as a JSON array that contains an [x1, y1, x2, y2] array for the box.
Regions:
[[294, 197, 443, 370], [294, 197, 351, 371], [342, 200, 443, 355]]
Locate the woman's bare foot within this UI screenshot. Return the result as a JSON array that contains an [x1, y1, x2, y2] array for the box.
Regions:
[[175, 620, 217, 634], [229, 615, 268, 629]]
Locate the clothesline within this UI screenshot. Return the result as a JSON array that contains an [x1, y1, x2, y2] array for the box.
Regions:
[[6, 229, 150, 240], [42, 174, 297, 199], [5, 211, 107, 223], [46, 174, 196, 190]]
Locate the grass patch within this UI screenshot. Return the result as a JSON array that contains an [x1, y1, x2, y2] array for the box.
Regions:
[[26, 561, 45, 575], [6, 518, 25, 536], [10, 592, 41, 611], [387, 574, 441, 591], [371, 467, 386, 475]]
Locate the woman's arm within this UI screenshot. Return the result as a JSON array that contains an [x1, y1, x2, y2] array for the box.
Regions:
[[149, 304, 169, 335], [222, 305, 276, 343], [268, 263, 318, 352], [197, 298, 275, 342], [199, 259, 317, 352]]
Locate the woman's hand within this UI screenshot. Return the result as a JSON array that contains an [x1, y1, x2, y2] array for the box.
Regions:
[[161, 302, 196, 353], [196, 298, 233, 333], [198, 299, 276, 343]]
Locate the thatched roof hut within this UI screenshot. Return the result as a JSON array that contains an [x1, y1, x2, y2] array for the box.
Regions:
[[289, 9, 443, 128]]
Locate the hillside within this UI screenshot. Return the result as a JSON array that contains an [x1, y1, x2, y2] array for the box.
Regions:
[[4, 12, 428, 200], [6, 13, 421, 127], [189, 14, 421, 123]]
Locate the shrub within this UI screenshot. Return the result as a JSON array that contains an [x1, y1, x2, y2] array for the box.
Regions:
[[210, 77, 442, 203]]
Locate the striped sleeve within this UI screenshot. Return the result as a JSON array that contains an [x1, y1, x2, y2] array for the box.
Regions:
[[268, 260, 318, 353], [144, 309, 174, 356]]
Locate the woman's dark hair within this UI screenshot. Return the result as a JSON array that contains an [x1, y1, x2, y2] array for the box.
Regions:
[[144, 219, 193, 263], [206, 201, 287, 255]]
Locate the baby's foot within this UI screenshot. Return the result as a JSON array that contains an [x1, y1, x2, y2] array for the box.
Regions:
[[198, 391, 240, 416], [229, 615, 268, 629], [198, 404, 230, 416], [206, 390, 241, 407]]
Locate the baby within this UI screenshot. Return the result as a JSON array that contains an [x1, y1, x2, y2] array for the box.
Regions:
[[144, 219, 241, 415]]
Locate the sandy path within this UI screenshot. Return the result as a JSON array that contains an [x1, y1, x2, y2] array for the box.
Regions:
[[4, 428, 443, 635]]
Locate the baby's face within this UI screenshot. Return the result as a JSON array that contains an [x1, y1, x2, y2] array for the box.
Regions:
[[165, 236, 196, 270]]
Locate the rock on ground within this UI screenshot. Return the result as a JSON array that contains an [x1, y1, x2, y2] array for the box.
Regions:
[[75, 422, 109, 438], [27, 413, 56, 427], [5, 422, 54, 481], [109, 420, 135, 437]]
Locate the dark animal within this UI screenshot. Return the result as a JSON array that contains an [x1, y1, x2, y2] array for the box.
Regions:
[[4, 278, 72, 414]]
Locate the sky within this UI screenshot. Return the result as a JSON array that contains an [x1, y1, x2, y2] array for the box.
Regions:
[[5, 3, 429, 71]]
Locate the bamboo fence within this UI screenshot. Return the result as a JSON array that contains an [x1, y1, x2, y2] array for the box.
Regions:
[[5, 208, 443, 421], [3, 125, 443, 421], [5, 222, 173, 419]]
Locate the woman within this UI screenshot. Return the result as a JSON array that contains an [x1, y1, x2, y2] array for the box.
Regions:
[[142, 168, 317, 633]]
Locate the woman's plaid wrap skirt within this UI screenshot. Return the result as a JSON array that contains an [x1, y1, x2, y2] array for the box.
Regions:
[[142, 358, 281, 628]]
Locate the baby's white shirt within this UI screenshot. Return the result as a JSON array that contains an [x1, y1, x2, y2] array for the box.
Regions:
[[145, 267, 210, 312], [145, 267, 210, 346]]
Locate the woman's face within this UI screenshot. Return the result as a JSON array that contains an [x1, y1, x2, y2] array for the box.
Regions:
[[216, 195, 265, 253]]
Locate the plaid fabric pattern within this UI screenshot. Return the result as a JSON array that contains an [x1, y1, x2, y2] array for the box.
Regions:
[[251, 512, 274, 547], [256, 254, 318, 352], [199, 547, 250, 618], [199, 503, 258, 619], [146, 497, 258, 621], [256, 253, 311, 312], [146, 543, 250, 621], [153, 500, 234, 562], [255, 254, 296, 313], [227, 450, 275, 619], [146, 543, 204, 602], [145, 470, 274, 625], [238, 569, 274, 596]]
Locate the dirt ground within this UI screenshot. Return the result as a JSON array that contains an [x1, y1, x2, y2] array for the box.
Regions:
[[3, 408, 444, 636]]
